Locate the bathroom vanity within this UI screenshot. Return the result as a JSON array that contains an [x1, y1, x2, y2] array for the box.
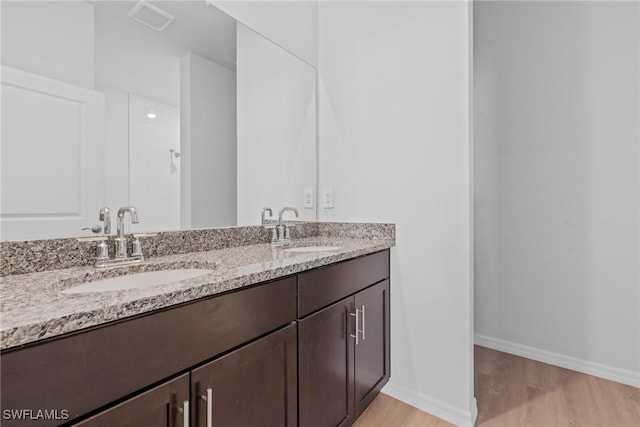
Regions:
[[0, 224, 393, 427]]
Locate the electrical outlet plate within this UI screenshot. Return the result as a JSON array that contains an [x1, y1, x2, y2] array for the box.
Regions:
[[322, 187, 334, 209], [304, 188, 314, 209]]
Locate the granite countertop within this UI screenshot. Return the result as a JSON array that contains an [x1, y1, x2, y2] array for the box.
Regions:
[[0, 236, 393, 350]]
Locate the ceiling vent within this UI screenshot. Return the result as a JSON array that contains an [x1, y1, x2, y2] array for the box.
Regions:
[[128, 1, 175, 32]]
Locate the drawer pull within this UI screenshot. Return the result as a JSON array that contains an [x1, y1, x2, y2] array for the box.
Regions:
[[203, 387, 213, 427], [350, 308, 360, 345], [361, 305, 366, 341], [200, 388, 213, 427], [177, 400, 189, 427]]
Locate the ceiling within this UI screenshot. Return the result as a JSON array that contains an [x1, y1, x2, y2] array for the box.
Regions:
[[94, 0, 237, 70]]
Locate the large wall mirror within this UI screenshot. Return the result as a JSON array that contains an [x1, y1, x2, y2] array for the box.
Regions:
[[0, 0, 317, 241]]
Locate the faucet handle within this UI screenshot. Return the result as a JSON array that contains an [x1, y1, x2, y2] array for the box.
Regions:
[[96, 238, 109, 261], [268, 226, 278, 243], [131, 237, 143, 258], [130, 233, 155, 259], [284, 225, 294, 241], [82, 224, 103, 234]]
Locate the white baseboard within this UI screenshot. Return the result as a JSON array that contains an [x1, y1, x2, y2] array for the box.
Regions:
[[475, 334, 640, 388], [471, 396, 478, 426], [382, 382, 476, 427]]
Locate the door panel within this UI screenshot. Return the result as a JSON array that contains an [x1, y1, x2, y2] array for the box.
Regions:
[[299, 298, 354, 427], [191, 323, 297, 427], [354, 279, 390, 417], [73, 374, 189, 427], [298, 251, 390, 317], [0, 66, 105, 241]]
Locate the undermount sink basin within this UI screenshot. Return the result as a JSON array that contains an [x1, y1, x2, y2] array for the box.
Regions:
[[283, 245, 342, 253], [61, 269, 213, 294]]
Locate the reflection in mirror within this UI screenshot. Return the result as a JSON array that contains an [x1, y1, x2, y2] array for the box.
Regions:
[[0, 0, 317, 241]]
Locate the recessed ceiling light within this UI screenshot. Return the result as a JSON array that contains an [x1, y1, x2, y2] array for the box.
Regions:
[[147, 112, 157, 119]]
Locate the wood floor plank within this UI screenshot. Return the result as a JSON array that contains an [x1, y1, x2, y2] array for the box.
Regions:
[[354, 346, 640, 426]]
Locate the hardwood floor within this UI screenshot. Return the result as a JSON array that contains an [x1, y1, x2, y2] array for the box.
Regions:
[[353, 393, 453, 427], [354, 346, 640, 427], [474, 346, 640, 426]]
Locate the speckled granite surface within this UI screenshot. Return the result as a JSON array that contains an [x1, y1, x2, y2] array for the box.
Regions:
[[0, 223, 322, 277], [1, 222, 394, 350]]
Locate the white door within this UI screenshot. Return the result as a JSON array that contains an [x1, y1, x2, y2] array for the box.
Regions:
[[1, 66, 105, 241]]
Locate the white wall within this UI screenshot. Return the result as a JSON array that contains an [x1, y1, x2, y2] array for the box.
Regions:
[[212, 0, 318, 66], [181, 52, 237, 229], [318, 2, 474, 425], [474, 1, 640, 387], [1, 0, 95, 89], [94, 1, 180, 107], [236, 24, 317, 226], [101, 87, 130, 217], [129, 95, 181, 232]]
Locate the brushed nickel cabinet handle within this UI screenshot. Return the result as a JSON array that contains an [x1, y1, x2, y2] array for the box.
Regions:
[[206, 388, 213, 427], [350, 308, 360, 345], [361, 304, 366, 341], [200, 387, 213, 427], [177, 400, 189, 427]]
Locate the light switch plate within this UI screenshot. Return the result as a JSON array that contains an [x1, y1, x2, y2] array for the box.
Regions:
[[303, 188, 314, 209], [322, 187, 334, 209]]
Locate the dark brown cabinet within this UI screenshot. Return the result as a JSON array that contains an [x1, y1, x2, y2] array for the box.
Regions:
[[1, 277, 297, 427], [1, 250, 390, 427], [354, 279, 390, 418], [191, 323, 298, 427], [75, 323, 297, 427], [299, 299, 355, 427], [298, 252, 390, 427]]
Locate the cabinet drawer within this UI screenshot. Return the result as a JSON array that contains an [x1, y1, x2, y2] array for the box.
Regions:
[[0, 277, 296, 426], [298, 250, 389, 317]]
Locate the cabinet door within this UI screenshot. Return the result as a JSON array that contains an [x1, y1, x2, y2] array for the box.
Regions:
[[73, 373, 189, 427], [354, 279, 390, 417], [299, 298, 355, 427], [191, 323, 297, 427]]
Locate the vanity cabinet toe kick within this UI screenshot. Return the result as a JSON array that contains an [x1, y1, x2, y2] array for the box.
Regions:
[[0, 249, 390, 427]]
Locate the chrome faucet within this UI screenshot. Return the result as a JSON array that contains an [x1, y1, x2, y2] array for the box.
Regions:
[[115, 206, 139, 259], [275, 207, 299, 244], [93, 206, 144, 268]]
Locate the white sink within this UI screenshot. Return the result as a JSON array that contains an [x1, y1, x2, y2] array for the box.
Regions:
[[61, 269, 213, 294], [283, 245, 341, 253]]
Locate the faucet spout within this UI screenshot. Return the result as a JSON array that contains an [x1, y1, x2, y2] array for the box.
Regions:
[[278, 207, 299, 226], [116, 206, 139, 238], [274, 207, 299, 244]]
